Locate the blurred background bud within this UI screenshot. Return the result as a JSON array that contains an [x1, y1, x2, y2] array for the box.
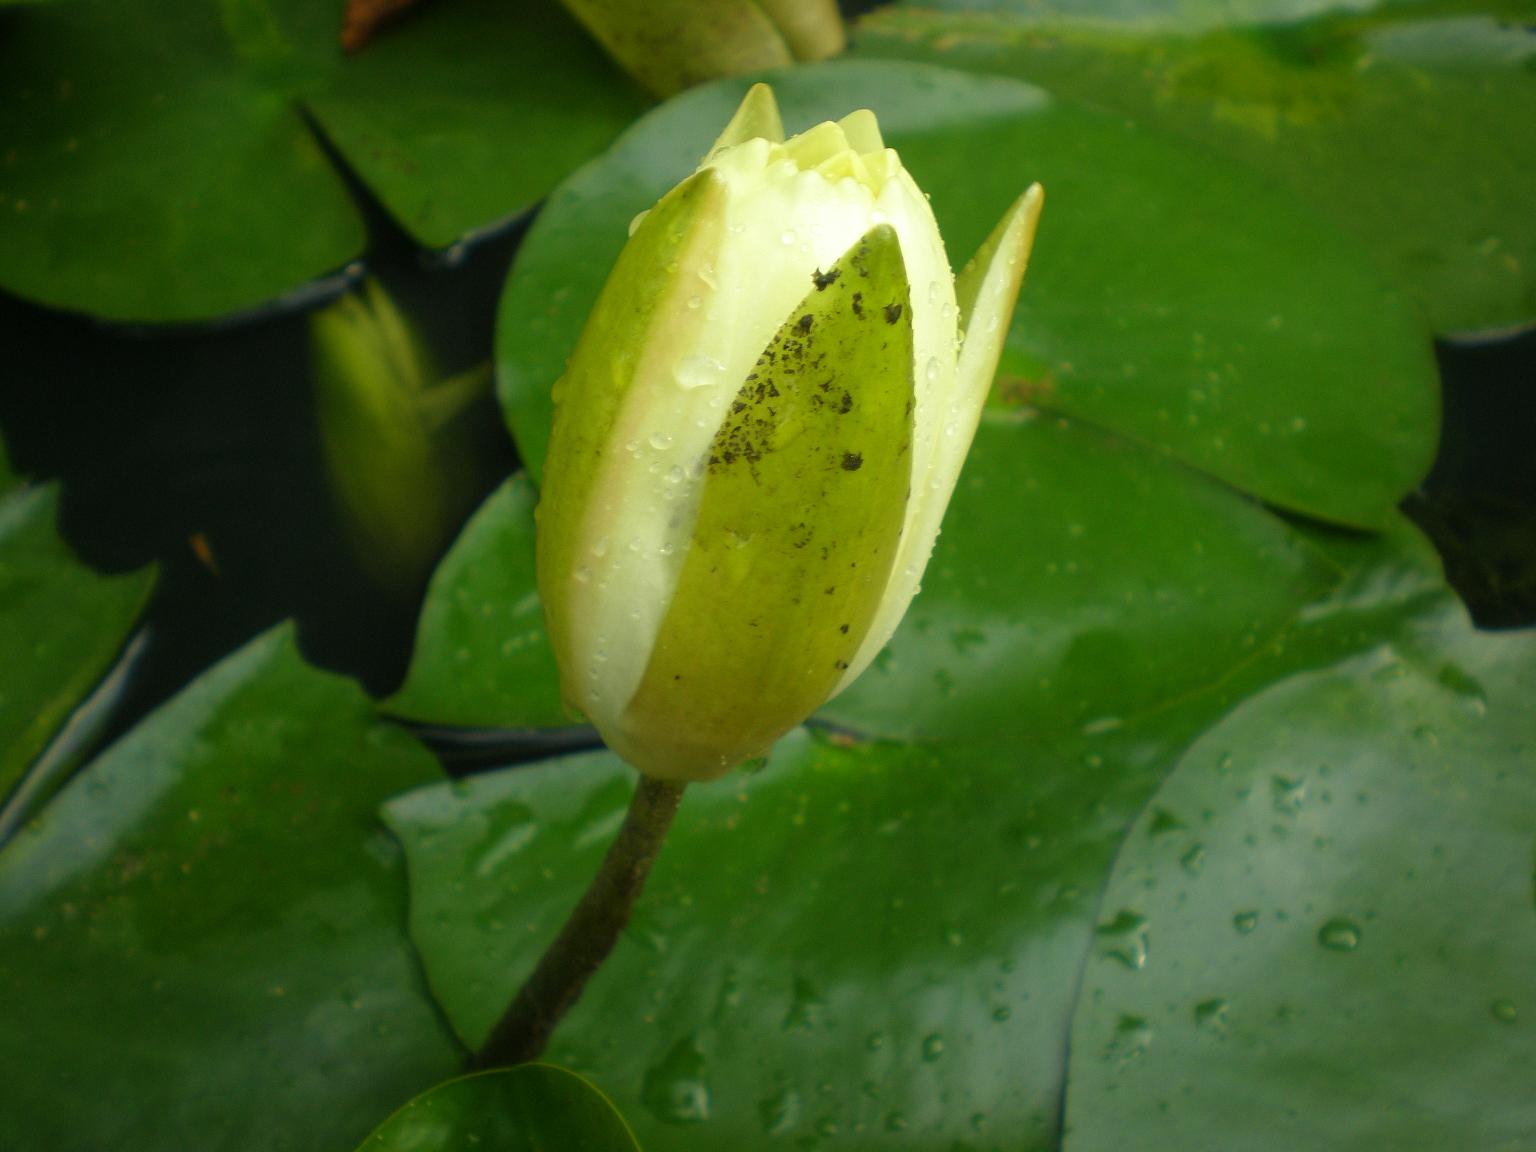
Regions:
[[310, 278, 492, 597]]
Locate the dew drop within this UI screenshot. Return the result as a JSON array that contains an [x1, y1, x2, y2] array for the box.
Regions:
[[591, 537, 610, 558], [686, 295, 702, 310], [675, 354, 727, 391], [641, 1036, 711, 1125], [758, 1086, 800, 1135], [1108, 1014, 1153, 1067], [780, 229, 797, 246], [1491, 998, 1518, 1023], [1194, 997, 1229, 1035], [1180, 844, 1207, 875], [573, 566, 592, 584], [1317, 917, 1361, 952], [1096, 909, 1150, 970], [921, 1033, 945, 1062], [1233, 910, 1259, 935], [924, 356, 940, 383], [649, 432, 674, 450]]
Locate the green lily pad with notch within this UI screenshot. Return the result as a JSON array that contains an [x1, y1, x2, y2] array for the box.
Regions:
[[0, 480, 154, 804], [385, 474, 568, 728], [357, 1065, 641, 1151], [0, 625, 461, 1152], [498, 59, 1437, 528], [855, 8, 1536, 334], [0, 0, 644, 322], [1062, 611, 1536, 1150]]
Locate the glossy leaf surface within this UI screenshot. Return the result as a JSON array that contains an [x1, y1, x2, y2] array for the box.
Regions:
[[822, 413, 1334, 743], [386, 727, 1203, 1151], [0, 627, 460, 1152], [0, 481, 153, 799], [1063, 613, 1536, 1150], [358, 1065, 640, 1152], [0, 0, 644, 321], [855, 8, 1536, 334], [386, 475, 567, 728], [499, 60, 1437, 527]]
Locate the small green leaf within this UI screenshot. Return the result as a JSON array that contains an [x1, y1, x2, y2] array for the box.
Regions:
[[0, 482, 153, 802], [358, 1066, 640, 1151], [385, 476, 567, 728]]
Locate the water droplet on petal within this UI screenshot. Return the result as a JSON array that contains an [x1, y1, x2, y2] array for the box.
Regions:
[[649, 432, 674, 450], [675, 355, 727, 391]]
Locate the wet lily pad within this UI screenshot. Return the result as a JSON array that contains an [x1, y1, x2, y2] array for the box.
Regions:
[[385, 474, 568, 729], [0, 0, 644, 322], [385, 725, 1211, 1151], [358, 1065, 640, 1151], [499, 59, 1437, 528], [0, 626, 460, 1152], [855, 8, 1536, 334], [0, 480, 153, 804], [1062, 611, 1536, 1150], [821, 412, 1334, 743]]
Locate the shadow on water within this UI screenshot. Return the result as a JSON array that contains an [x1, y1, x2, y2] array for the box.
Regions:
[[0, 202, 525, 752]]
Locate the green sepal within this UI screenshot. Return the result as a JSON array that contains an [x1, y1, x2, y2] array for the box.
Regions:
[[538, 167, 729, 716], [705, 82, 785, 160], [953, 184, 1043, 350], [620, 225, 914, 780]]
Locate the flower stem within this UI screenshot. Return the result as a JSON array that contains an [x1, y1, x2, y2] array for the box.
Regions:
[[471, 774, 687, 1068]]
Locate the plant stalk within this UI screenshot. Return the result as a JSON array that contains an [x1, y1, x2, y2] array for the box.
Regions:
[[471, 774, 687, 1068]]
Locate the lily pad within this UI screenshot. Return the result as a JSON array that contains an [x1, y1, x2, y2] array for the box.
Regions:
[[383, 442, 1471, 1151], [821, 412, 1335, 743], [386, 725, 1213, 1151], [1062, 613, 1536, 1150], [0, 0, 644, 322], [498, 59, 1437, 528], [358, 1065, 640, 1152], [0, 626, 461, 1152], [854, 8, 1536, 334], [385, 474, 568, 729], [0, 480, 154, 803], [382, 412, 1333, 741]]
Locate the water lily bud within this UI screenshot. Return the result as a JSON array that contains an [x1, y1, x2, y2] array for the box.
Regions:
[[537, 83, 1043, 782]]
